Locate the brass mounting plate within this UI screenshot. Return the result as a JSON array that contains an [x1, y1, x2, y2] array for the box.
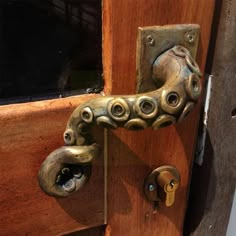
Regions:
[[144, 165, 180, 203], [136, 24, 200, 93]]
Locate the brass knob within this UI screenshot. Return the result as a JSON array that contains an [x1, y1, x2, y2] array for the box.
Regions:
[[38, 44, 201, 197], [144, 165, 180, 207]]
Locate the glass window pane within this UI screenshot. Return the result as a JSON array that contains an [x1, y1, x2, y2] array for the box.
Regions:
[[0, 0, 103, 105]]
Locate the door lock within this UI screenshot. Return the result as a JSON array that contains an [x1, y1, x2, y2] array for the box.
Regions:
[[144, 165, 180, 207], [38, 24, 201, 197]]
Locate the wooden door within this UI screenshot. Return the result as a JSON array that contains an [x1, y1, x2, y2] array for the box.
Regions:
[[0, 0, 215, 235], [105, 1, 215, 235]]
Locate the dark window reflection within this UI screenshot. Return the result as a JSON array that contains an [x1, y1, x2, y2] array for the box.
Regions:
[[0, 0, 103, 105]]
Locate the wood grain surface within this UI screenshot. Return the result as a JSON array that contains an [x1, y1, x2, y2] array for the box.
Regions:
[[105, 0, 215, 235], [0, 95, 105, 235]]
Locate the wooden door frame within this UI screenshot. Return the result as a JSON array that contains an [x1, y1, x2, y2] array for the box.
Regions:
[[103, 0, 215, 235]]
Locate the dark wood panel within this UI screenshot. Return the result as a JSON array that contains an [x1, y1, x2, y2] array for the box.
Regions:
[[184, 0, 236, 235], [105, 0, 215, 235]]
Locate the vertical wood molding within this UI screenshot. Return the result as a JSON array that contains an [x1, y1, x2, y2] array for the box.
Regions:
[[102, 0, 113, 94]]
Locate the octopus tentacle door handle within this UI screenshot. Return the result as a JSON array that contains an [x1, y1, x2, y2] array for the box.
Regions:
[[38, 26, 202, 198], [38, 145, 99, 197]]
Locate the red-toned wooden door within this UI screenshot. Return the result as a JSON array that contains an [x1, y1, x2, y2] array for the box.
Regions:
[[104, 1, 214, 235], [0, 0, 215, 235]]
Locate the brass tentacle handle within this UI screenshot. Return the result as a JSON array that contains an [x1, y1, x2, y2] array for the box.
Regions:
[[38, 45, 202, 197], [38, 145, 99, 197]]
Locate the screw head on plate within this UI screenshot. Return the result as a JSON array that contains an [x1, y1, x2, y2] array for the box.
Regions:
[[185, 32, 195, 44], [146, 35, 155, 46]]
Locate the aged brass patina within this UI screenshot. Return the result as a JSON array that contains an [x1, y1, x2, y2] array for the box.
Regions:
[[38, 145, 99, 197], [144, 165, 180, 207], [38, 25, 201, 198], [136, 24, 200, 93]]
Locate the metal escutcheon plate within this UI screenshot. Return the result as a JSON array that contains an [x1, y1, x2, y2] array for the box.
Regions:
[[144, 165, 180, 203]]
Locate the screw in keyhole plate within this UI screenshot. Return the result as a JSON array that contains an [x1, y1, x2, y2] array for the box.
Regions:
[[148, 184, 155, 192]]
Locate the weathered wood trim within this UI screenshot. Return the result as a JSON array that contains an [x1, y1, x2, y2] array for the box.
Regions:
[[184, 0, 236, 235]]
